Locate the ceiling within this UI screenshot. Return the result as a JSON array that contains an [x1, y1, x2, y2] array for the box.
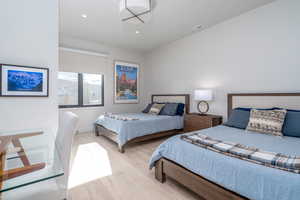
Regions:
[[60, 0, 275, 52]]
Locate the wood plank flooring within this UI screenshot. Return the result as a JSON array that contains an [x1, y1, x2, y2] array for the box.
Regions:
[[69, 133, 202, 200]]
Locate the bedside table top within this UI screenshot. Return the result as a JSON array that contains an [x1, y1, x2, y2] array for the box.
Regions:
[[186, 113, 222, 119]]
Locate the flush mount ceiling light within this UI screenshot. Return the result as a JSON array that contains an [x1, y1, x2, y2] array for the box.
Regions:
[[119, 0, 152, 24], [81, 14, 88, 18]]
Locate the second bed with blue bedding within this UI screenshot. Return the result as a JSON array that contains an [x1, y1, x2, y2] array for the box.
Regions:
[[96, 113, 183, 148], [149, 125, 300, 200]]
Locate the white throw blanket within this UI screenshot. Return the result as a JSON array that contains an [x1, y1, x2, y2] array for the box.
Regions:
[[104, 112, 139, 121]]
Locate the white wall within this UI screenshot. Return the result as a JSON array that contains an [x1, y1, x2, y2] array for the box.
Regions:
[[59, 37, 146, 133], [0, 0, 59, 136], [145, 0, 300, 120]]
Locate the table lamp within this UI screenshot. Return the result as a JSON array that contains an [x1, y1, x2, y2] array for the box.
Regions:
[[194, 89, 213, 115]]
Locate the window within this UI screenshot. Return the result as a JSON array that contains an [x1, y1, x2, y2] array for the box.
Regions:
[[58, 72, 104, 108], [58, 72, 78, 106]]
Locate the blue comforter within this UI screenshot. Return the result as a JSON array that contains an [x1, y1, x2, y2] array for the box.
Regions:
[[149, 125, 300, 200], [96, 113, 183, 148]]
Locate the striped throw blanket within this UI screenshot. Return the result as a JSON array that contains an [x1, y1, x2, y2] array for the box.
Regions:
[[181, 133, 300, 174], [104, 113, 139, 121]]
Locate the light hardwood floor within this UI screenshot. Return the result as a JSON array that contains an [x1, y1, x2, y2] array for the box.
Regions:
[[69, 133, 202, 200]]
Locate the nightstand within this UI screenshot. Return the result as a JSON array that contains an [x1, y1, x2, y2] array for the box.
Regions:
[[184, 113, 223, 132]]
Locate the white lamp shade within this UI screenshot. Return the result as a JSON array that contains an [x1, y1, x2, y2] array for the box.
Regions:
[[194, 89, 213, 101]]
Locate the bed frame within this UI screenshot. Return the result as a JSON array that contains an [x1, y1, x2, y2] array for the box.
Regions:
[[95, 94, 190, 153], [154, 92, 300, 200]]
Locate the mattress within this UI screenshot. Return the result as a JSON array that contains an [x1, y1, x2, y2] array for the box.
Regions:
[[149, 125, 300, 200], [95, 113, 183, 148]]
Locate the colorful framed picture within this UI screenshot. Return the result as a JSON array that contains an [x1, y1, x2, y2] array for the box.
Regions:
[[0, 64, 49, 97], [114, 61, 139, 104]]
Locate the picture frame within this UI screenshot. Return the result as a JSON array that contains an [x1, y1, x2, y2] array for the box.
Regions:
[[114, 60, 139, 104], [0, 64, 49, 97]]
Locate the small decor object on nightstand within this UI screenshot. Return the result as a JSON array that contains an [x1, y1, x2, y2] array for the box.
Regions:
[[194, 89, 213, 115]]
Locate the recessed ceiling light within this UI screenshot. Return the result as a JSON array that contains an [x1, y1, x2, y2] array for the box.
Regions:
[[135, 30, 140, 34], [192, 25, 202, 32], [81, 14, 88, 18], [196, 25, 202, 29]]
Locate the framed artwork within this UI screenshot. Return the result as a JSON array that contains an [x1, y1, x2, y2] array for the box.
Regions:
[[114, 61, 139, 104], [0, 64, 49, 97]]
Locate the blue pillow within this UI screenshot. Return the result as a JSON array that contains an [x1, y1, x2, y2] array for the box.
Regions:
[[287, 109, 300, 112], [160, 103, 179, 116], [176, 103, 185, 116], [273, 107, 300, 112], [282, 111, 300, 137], [142, 103, 153, 113], [224, 109, 250, 129]]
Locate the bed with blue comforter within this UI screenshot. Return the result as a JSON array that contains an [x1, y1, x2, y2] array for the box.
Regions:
[[149, 125, 300, 200], [95, 113, 184, 149]]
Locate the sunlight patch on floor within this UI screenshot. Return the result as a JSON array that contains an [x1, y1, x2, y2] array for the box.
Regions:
[[68, 142, 112, 188]]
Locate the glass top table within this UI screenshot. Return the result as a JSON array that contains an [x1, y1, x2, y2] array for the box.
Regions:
[[0, 129, 64, 193]]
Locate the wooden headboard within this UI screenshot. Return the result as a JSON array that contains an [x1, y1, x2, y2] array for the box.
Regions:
[[151, 94, 190, 114], [228, 93, 300, 117]]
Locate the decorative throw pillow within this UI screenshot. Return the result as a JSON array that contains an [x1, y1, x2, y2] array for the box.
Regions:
[[159, 103, 179, 116], [225, 108, 274, 130], [149, 103, 165, 115], [142, 103, 153, 113], [246, 109, 287, 136]]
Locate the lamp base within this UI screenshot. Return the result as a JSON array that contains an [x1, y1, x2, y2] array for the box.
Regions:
[[197, 101, 209, 115]]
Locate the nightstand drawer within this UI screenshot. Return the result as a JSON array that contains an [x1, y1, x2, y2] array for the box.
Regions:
[[185, 119, 211, 129], [184, 125, 211, 132], [184, 114, 222, 132]]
